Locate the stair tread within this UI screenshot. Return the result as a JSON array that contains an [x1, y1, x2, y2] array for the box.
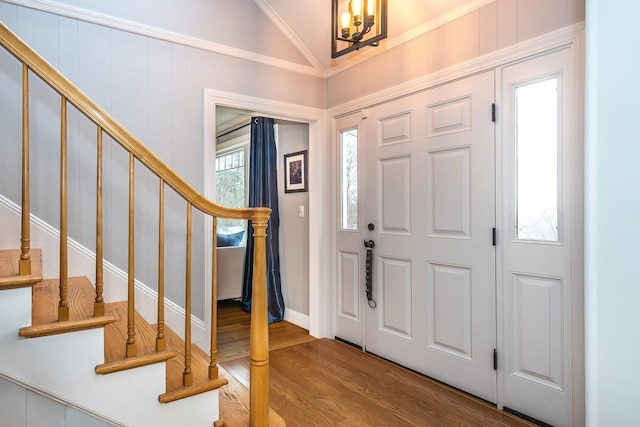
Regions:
[[25, 265, 229, 403], [0, 273, 43, 289], [32, 277, 97, 324], [104, 300, 227, 398], [19, 315, 116, 338], [0, 248, 42, 278], [0, 249, 43, 289], [96, 350, 178, 374]]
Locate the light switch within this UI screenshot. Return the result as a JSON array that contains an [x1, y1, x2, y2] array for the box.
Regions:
[[298, 206, 305, 217]]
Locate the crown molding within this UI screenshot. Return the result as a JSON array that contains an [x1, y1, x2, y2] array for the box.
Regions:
[[326, 0, 496, 77], [4, 0, 326, 78]]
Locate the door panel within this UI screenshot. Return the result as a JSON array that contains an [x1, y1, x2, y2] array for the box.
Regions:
[[338, 251, 361, 321], [380, 156, 411, 233], [511, 273, 564, 391], [379, 256, 412, 338], [428, 147, 471, 238], [429, 263, 472, 359]]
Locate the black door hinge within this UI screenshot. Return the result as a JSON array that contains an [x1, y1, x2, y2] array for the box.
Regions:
[[493, 349, 498, 370], [491, 103, 496, 122], [492, 228, 496, 246]]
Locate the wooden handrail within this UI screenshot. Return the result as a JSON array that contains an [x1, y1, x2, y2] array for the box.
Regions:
[[1, 20, 274, 426], [0, 22, 251, 222]]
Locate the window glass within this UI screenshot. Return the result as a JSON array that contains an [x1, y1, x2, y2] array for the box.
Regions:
[[216, 148, 247, 236], [340, 128, 358, 230], [515, 77, 559, 241]]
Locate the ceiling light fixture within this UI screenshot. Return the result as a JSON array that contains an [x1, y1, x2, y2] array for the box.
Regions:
[[332, 0, 387, 58]]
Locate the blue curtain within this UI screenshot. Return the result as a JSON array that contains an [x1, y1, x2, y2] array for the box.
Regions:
[[242, 117, 285, 323]]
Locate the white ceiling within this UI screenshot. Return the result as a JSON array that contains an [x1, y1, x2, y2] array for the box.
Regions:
[[256, 0, 492, 72]]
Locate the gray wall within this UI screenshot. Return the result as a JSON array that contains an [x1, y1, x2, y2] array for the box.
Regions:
[[0, 2, 324, 319], [326, 0, 585, 107], [276, 123, 309, 316]]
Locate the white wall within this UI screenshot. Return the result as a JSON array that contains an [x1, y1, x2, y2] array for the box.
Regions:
[[584, 0, 640, 425]]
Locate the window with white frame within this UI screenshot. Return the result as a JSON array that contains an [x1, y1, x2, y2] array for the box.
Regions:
[[215, 143, 249, 237]]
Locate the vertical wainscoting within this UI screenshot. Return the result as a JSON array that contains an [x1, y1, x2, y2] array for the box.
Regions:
[[0, 3, 324, 325]]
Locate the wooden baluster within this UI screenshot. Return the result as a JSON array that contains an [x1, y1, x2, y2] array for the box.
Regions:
[[58, 96, 69, 322], [209, 217, 218, 380], [249, 208, 271, 427], [19, 64, 31, 276], [183, 203, 193, 386], [126, 153, 136, 358], [94, 126, 104, 316], [156, 179, 166, 352]]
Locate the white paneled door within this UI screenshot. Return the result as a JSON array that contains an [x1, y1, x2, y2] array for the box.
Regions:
[[336, 71, 498, 402]]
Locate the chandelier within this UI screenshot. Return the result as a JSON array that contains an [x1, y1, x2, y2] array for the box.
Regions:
[[332, 0, 388, 58]]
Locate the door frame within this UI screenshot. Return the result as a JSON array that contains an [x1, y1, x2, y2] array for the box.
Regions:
[[328, 23, 584, 425], [202, 89, 329, 343]]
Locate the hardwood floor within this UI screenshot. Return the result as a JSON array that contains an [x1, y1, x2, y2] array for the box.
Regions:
[[217, 300, 535, 427], [217, 299, 316, 363]]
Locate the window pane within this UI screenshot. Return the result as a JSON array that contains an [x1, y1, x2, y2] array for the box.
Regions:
[[341, 128, 358, 230], [216, 149, 246, 234], [515, 78, 559, 241]]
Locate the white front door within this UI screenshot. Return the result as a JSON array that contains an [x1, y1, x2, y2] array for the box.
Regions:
[[336, 71, 498, 402]]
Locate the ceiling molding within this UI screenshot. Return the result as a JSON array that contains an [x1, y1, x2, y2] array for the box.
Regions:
[[4, 0, 325, 78], [326, 0, 496, 77], [253, 0, 325, 74]]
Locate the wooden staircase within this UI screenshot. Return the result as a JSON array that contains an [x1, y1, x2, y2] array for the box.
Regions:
[[0, 19, 282, 427], [0, 247, 227, 426]]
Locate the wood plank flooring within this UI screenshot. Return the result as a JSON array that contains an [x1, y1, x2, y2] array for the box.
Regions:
[[217, 300, 535, 427], [217, 299, 316, 363]]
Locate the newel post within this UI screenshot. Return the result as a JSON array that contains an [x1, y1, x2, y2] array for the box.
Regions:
[[249, 207, 271, 427]]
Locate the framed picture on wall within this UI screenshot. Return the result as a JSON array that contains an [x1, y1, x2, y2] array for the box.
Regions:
[[284, 150, 308, 193]]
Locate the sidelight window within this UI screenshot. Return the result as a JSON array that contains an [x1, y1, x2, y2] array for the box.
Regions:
[[514, 77, 560, 241], [340, 127, 359, 230]]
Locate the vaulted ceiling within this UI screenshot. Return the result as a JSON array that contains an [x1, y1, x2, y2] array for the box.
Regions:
[[256, 0, 492, 73]]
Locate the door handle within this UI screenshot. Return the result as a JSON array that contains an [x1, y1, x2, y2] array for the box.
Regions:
[[364, 239, 377, 308]]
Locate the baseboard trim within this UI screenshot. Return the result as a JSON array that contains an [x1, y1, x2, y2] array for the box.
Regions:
[[284, 308, 309, 331]]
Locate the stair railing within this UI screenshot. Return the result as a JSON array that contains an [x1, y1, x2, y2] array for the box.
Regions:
[[0, 21, 272, 426]]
